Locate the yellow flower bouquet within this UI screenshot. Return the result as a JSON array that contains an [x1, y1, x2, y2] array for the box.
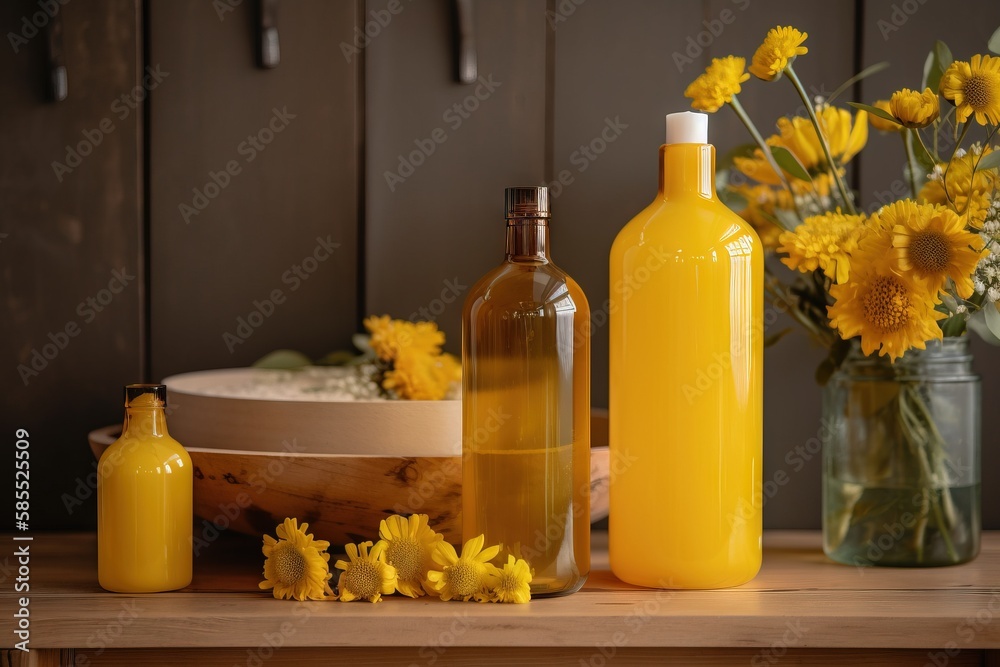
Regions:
[[687, 26, 1000, 566], [254, 315, 461, 400]]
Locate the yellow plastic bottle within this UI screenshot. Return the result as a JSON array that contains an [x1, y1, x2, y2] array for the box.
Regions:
[[463, 186, 590, 597], [98, 384, 192, 593], [609, 112, 762, 589]]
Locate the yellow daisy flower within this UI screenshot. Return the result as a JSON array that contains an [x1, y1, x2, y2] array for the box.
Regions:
[[749, 26, 808, 81], [888, 87, 939, 129], [364, 315, 445, 362], [869, 100, 902, 133], [684, 56, 750, 113], [828, 226, 944, 362], [733, 106, 867, 181], [382, 349, 458, 400], [940, 54, 1000, 126], [378, 514, 444, 598], [259, 518, 334, 601], [425, 535, 500, 602], [778, 210, 866, 284], [491, 555, 533, 604], [919, 145, 998, 228], [334, 540, 398, 603], [884, 201, 984, 298]]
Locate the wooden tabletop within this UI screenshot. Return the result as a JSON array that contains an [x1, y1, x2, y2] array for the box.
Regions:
[[3, 531, 999, 654]]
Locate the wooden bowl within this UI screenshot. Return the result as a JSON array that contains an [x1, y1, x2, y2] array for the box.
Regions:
[[88, 420, 609, 547]]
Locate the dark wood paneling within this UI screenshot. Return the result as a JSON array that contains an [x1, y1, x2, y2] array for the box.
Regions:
[[1, 0, 143, 530], [148, 0, 361, 380], [364, 0, 548, 352], [858, 0, 1000, 530]]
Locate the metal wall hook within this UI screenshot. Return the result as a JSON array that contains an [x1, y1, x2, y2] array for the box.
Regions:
[[257, 0, 280, 69], [46, 9, 67, 101], [454, 0, 476, 84]]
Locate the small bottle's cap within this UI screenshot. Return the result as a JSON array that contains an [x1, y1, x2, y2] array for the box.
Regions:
[[665, 111, 708, 144], [124, 383, 167, 407], [504, 186, 550, 219]]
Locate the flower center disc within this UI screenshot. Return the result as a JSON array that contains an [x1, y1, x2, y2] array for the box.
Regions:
[[863, 275, 910, 334], [345, 560, 381, 599], [386, 539, 422, 581], [910, 230, 951, 274], [274, 544, 306, 585], [447, 560, 480, 597], [964, 73, 995, 110]]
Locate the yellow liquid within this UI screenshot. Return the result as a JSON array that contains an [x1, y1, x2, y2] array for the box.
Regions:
[[98, 399, 192, 593], [463, 240, 590, 596], [609, 144, 763, 589]]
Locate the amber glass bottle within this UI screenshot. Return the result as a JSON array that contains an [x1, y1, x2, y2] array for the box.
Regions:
[[462, 186, 591, 596]]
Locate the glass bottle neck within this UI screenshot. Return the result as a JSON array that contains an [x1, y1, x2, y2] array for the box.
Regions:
[[122, 407, 170, 439], [505, 219, 551, 262], [658, 144, 716, 200]]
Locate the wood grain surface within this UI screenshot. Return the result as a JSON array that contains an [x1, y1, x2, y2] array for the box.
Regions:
[[1, 531, 998, 656]]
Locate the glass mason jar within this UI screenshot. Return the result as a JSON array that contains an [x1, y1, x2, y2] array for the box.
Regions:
[[822, 338, 981, 567]]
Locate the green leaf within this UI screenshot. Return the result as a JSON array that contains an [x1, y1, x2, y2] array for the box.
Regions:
[[773, 207, 803, 231], [921, 40, 952, 92], [849, 102, 901, 126], [764, 327, 793, 348], [315, 350, 360, 366], [985, 304, 1000, 341], [989, 26, 1000, 55], [968, 308, 1000, 345], [252, 349, 312, 369], [974, 151, 1000, 172], [828, 62, 890, 104], [770, 146, 812, 182]]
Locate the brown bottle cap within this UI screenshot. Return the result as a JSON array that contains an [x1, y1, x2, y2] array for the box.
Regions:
[[504, 186, 550, 219]]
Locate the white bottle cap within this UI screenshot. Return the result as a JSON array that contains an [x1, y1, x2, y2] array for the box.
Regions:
[[665, 111, 708, 144]]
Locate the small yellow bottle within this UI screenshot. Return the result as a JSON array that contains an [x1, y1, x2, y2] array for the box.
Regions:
[[609, 112, 763, 589], [98, 384, 192, 593]]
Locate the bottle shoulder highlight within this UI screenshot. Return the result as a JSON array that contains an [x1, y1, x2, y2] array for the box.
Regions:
[[612, 196, 763, 258]]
